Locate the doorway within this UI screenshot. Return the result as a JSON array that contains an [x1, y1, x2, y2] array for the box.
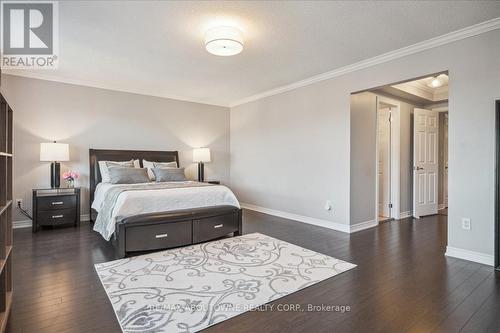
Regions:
[[378, 106, 391, 220], [350, 71, 449, 229], [376, 96, 401, 222]]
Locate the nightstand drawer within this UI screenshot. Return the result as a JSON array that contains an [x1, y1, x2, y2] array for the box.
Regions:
[[37, 209, 76, 226], [37, 195, 76, 211]]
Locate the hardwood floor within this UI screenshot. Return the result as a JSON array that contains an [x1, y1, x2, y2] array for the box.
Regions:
[[7, 210, 500, 333]]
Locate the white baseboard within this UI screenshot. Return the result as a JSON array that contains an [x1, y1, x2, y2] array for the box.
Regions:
[[445, 246, 494, 266], [13, 214, 91, 229], [240, 203, 350, 233], [400, 210, 413, 219], [349, 219, 378, 233], [13, 220, 32, 229]]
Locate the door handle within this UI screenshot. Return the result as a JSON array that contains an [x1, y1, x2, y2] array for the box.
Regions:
[[214, 224, 223, 229], [51, 201, 64, 205], [52, 215, 63, 219], [414, 166, 424, 171]]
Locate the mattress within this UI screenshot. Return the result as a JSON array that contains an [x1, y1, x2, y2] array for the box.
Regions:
[[91, 181, 240, 240]]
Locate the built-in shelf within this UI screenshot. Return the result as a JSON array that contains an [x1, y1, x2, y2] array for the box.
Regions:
[[0, 202, 11, 216], [0, 69, 13, 331], [0, 247, 12, 274], [0, 291, 12, 333]]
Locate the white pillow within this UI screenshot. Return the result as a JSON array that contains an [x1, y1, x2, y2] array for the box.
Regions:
[[143, 159, 177, 180], [98, 159, 140, 183]]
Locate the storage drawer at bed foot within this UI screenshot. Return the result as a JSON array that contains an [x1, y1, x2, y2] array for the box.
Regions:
[[193, 212, 239, 243], [125, 220, 192, 252]]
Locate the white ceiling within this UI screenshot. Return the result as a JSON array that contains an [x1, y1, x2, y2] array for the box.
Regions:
[[5, 1, 500, 106]]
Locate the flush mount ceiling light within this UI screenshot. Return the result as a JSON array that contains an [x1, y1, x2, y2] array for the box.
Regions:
[[205, 26, 244, 56], [429, 76, 442, 88]]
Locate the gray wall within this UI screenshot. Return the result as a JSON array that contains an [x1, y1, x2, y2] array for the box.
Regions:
[[350, 92, 377, 224], [399, 101, 415, 214], [350, 92, 416, 218], [1, 75, 231, 222], [230, 80, 350, 224], [230, 29, 500, 258]]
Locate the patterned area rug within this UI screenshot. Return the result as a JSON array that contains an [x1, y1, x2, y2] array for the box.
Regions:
[[95, 233, 356, 333]]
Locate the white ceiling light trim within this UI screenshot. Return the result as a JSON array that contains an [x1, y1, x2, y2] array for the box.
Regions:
[[230, 17, 500, 107], [205, 26, 244, 56]]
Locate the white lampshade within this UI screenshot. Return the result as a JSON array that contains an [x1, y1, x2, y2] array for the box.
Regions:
[[205, 26, 244, 56], [193, 148, 211, 163], [40, 142, 69, 162]]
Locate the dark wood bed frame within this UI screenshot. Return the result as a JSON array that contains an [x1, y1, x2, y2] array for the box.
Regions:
[[89, 149, 242, 258]]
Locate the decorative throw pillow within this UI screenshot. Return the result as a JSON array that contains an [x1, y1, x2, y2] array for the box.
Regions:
[[98, 160, 138, 183], [152, 168, 187, 182], [108, 167, 150, 184], [143, 159, 177, 180]]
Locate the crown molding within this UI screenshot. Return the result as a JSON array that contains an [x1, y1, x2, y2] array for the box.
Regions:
[[2, 71, 229, 108], [409, 80, 436, 94], [230, 17, 500, 107], [392, 79, 449, 102], [393, 80, 435, 100]]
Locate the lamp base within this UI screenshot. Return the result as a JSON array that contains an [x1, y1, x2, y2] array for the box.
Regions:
[[197, 162, 205, 182], [51, 162, 61, 188]]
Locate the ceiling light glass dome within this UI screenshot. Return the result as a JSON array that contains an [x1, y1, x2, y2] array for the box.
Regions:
[[205, 26, 244, 56]]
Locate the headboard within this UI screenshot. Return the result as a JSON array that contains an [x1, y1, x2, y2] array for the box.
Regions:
[[89, 149, 179, 210]]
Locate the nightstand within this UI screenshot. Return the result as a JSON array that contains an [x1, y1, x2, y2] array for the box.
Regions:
[[32, 188, 80, 232]]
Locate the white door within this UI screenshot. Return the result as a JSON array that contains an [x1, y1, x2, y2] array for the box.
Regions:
[[413, 108, 439, 218], [443, 114, 448, 207], [378, 107, 391, 218]]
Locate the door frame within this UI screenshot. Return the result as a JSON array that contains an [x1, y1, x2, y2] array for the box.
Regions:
[[375, 95, 401, 222], [444, 113, 448, 207], [495, 100, 500, 270]]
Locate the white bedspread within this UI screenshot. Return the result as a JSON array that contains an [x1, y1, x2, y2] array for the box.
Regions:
[[91, 181, 240, 240]]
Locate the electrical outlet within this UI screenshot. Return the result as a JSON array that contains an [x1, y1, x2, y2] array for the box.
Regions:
[[324, 200, 332, 211], [16, 199, 23, 208], [462, 217, 471, 230]]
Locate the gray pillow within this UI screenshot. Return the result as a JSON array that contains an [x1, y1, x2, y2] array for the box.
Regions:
[[108, 167, 150, 184], [152, 168, 187, 182]]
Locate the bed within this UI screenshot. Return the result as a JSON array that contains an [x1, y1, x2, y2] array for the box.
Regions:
[[89, 149, 242, 258]]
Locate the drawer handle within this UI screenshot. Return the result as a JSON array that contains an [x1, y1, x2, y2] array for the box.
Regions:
[[52, 215, 63, 219], [52, 201, 64, 205], [155, 233, 168, 239], [214, 224, 224, 229]]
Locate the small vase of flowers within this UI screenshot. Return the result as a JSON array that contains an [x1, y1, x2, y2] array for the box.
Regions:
[[62, 171, 79, 188]]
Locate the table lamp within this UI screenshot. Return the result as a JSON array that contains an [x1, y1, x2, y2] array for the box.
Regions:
[[40, 141, 69, 188], [193, 147, 211, 182]]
